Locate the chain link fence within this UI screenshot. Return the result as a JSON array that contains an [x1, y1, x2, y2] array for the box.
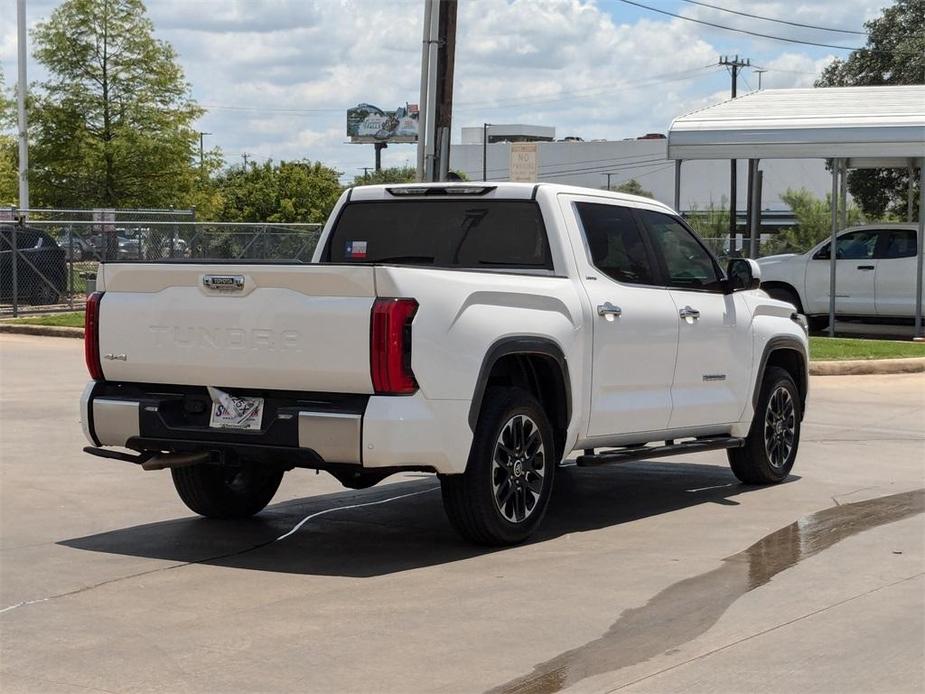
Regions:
[[1, 208, 321, 316]]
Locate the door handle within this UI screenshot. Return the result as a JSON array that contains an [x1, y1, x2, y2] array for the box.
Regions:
[[597, 302, 622, 318], [679, 306, 701, 320], [857, 265, 875, 270]]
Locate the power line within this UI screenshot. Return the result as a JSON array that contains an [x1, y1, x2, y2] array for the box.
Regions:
[[678, 0, 866, 35], [481, 152, 674, 177], [202, 66, 720, 118], [614, 0, 864, 50], [540, 158, 677, 179], [454, 64, 718, 110]]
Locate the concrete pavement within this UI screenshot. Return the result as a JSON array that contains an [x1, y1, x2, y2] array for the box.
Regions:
[[1, 334, 923, 693]]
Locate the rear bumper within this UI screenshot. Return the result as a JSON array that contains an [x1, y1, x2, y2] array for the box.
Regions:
[[81, 381, 472, 474]]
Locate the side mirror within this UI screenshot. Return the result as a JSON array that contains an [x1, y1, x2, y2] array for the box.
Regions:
[[726, 258, 761, 293]]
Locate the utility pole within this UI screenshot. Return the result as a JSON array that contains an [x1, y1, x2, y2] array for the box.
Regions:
[[198, 132, 211, 178], [433, 0, 457, 181], [755, 68, 767, 90], [359, 167, 372, 181], [417, 0, 457, 182], [719, 55, 750, 253], [241, 152, 250, 167], [16, 0, 28, 216], [605, 173, 612, 190]]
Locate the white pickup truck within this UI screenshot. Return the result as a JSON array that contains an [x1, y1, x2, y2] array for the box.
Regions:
[[81, 183, 809, 545], [758, 223, 922, 331]]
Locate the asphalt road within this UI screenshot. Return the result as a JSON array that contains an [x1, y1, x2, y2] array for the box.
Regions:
[[1, 333, 923, 694]]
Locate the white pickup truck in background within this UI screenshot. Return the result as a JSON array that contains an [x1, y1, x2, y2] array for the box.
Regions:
[[81, 182, 808, 545], [758, 223, 922, 331]]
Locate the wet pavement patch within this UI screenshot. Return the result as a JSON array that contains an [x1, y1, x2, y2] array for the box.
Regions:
[[492, 488, 925, 694]]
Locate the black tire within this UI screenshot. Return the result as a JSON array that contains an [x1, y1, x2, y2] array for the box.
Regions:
[[32, 282, 61, 305], [728, 366, 801, 484], [806, 315, 829, 332], [440, 387, 556, 546], [765, 285, 801, 312], [171, 462, 283, 519]]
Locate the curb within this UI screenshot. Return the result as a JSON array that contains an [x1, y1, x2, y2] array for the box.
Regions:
[[0, 324, 85, 339], [809, 357, 925, 376]]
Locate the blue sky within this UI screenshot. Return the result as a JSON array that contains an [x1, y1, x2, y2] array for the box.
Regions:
[[0, 1, 886, 182]]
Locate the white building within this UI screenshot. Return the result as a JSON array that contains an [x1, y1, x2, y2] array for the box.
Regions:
[[449, 125, 833, 222]]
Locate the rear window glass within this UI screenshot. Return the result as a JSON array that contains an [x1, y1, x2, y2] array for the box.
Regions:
[[325, 200, 552, 270]]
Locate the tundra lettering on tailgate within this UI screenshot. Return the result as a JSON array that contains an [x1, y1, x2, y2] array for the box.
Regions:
[[149, 325, 301, 352]]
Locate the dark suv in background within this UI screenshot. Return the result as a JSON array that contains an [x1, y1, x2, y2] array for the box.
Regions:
[[0, 225, 68, 305]]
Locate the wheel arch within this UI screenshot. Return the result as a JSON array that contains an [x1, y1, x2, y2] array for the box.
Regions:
[[469, 337, 572, 462], [761, 281, 804, 313], [754, 337, 808, 418]]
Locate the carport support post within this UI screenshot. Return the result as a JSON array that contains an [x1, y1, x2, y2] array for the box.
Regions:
[[750, 169, 762, 259], [673, 159, 682, 211], [839, 159, 848, 230], [908, 161, 916, 223], [828, 159, 840, 337], [915, 159, 924, 339]]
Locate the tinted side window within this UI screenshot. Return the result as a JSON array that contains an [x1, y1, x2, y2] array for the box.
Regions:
[[1, 227, 40, 250], [638, 210, 723, 292], [877, 229, 917, 259], [575, 202, 656, 285], [813, 229, 878, 260], [326, 200, 551, 270]]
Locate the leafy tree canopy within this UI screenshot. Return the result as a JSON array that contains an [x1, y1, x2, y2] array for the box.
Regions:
[[0, 67, 17, 205], [30, 0, 205, 209], [613, 178, 654, 198], [764, 188, 864, 255], [352, 166, 417, 187], [816, 0, 923, 219], [213, 159, 343, 224]]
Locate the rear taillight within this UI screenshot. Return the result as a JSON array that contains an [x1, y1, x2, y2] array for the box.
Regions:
[[85, 291, 104, 380], [370, 298, 418, 395]]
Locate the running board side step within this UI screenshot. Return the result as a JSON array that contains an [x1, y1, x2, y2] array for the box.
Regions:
[[576, 436, 746, 467]]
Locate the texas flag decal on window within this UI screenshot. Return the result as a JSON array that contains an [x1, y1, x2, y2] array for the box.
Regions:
[[345, 241, 368, 259]]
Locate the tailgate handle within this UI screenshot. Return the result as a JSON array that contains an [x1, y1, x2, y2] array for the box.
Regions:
[[202, 274, 245, 291]]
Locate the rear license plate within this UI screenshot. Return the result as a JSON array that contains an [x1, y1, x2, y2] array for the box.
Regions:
[[209, 396, 264, 431]]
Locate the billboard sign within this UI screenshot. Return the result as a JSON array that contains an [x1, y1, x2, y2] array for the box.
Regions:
[[347, 103, 419, 143], [510, 142, 539, 182]]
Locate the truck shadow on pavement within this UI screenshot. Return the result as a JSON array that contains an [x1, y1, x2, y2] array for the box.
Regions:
[[60, 461, 795, 577]]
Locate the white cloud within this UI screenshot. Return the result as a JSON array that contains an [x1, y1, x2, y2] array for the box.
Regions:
[[0, 0, 888, 181]]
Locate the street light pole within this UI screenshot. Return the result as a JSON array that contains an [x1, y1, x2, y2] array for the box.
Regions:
[[482, 122, 492, 181], [16, 0, 29, 216], [198, 131, 211, 178]]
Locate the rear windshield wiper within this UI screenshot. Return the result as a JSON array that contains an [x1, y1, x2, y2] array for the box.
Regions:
[[373, 255, 435, 264]]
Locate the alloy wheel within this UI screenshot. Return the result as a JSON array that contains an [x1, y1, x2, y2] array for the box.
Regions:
[[764, 385, 796, 469], [490, 414, 546, 523]]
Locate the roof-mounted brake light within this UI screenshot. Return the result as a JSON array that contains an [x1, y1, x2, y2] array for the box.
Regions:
[[386, 185, 496, 197]]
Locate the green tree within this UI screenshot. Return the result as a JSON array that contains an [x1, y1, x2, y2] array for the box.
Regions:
[[816, 0, 924, 219], [0, 66, 17, 206], [214, 159, 343, 223], [352, 166, 417, 186], [613, 178, 654, 198], [29, 0, 204, 208], [765, 188, 864, 255]]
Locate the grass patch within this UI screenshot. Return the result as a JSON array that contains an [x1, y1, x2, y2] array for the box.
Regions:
[[4, 311, 85, 328], [810, 336, 925, 361]]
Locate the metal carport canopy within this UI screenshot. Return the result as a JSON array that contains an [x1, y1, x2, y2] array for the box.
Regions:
[[667, 84, 925, 339], [667, 85, 925, 163]]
